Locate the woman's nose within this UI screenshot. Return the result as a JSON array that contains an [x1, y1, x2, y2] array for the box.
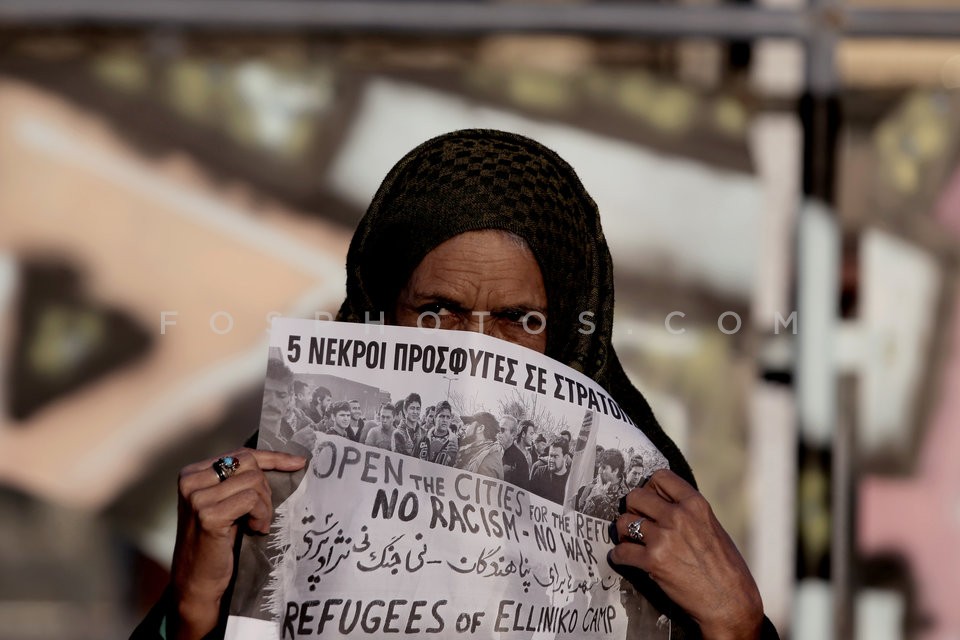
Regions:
[[463, 312, 495, 336]]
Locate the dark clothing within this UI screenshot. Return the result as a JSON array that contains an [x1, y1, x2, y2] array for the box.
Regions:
[[392, 424, 421, 457], [520, 444, 534, 471], [356, 419, 378, 444], [529, 446, 546, 470], [278, 408, 314, 443], [304, 406, 322, 423], [416, 427, 459, 466], [455, 440, 504, 480], [326, 424, 350, 439], [581, 479, 628, 521], [345, 425, 360, 441], [276, 417, 296, 444], [503, 443, 531, 489], [529, 464, 568, 505]]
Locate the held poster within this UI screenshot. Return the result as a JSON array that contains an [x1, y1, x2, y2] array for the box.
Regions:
[[226, 318, 673, 639]]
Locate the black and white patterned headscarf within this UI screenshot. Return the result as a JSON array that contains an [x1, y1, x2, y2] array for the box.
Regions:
[[336, 129, 694, 488]]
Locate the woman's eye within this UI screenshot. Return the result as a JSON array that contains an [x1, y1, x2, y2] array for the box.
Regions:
[[500, 309, 526, 324], [415, 303, 461, 329], [417, 303, 452, 316], [501, 309, 544, 329], [523, 313, 544, 330]]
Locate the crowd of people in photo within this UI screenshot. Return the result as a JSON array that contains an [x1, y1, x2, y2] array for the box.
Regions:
[[261, 356, 655, 513]]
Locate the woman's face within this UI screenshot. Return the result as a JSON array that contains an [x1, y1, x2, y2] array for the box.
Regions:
[[394, 230, 548, 353]]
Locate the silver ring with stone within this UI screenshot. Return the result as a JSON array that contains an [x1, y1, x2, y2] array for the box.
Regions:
[[626, 517, 646, 543], [213, 456, 240, 482]]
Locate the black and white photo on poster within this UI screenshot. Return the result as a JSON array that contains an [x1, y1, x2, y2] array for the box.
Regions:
[[226, 318, 673, 639]]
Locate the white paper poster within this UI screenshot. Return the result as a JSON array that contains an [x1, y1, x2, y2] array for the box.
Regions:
[[226, 319, 672, 639]]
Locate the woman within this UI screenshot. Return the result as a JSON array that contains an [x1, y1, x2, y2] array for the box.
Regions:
[[135, 130, 775, 639]]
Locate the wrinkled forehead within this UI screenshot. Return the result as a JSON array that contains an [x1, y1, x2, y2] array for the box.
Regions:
[[359, 134, 593, 303]]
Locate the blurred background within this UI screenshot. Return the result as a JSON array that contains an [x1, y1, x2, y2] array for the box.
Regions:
[[0, 1, 958, 638]]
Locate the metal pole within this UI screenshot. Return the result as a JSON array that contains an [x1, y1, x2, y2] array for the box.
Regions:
[[2, 1, 957, 38], [802, 2, 850, 638], [0, 0, 809, 36], [833, 375, 857, 640]]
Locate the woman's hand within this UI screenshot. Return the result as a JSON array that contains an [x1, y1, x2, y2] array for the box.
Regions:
[[170, 448, 306, 640], [610, 469, 764, 640]]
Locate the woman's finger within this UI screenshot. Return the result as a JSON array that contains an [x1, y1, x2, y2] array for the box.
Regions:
[[643, 469, 699, 504], [188, 470, 274, 534], [197, 488, 268, 533], [180, 448, 249, 475], [179, 449, 255, 495], [249, 449, 307, 472], [179, 449, 304, 496], [181, 448, 305, 475], [227, 487, 274, 533], [614, 513, 661, 546], [190, 468, 271, 509], [608, 541, 651, 572], [608, 519, 672, 586], [621, 485, 672, 522]]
